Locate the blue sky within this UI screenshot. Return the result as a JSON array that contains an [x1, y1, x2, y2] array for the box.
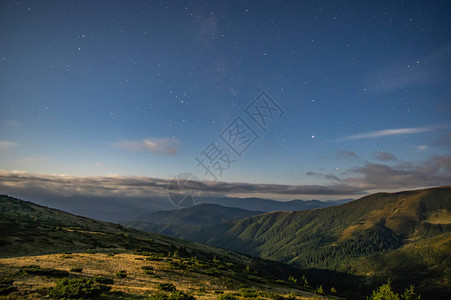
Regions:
[[0, 0, 450, 200]]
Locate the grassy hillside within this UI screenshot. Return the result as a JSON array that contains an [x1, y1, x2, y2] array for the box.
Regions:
[[0, 195, 343, 299], [135, 187, 451, 299]]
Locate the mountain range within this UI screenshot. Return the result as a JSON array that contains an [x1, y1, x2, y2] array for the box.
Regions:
[[8, 193, 351, 223], [126, 186, 451, 299]]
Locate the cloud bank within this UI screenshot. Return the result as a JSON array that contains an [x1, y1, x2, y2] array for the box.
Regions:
[[1, 154, 449, 202]]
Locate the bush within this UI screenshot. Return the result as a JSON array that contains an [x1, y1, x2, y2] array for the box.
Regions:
[[48, 277, 110, 299], [94, 277, 114, 285], [19, 265, 69, 277], [158, 283, 177, 292], [70, 267, 83, 272], [314, 285, 324, 295], [217, 293, 237, 300], [169, 290, 195, 300], [369, 280, 420, 300], [149, 292, 169, 300], [115, 270, 127, 278], [238, 288, 258, 298], [0, 279, 17, 296]]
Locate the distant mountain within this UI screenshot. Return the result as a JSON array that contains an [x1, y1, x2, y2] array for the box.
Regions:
[[124, 204, 265, 238], [200, 196, 353, 212], [123, 200, 352, 239], [132, 187, 451, 299], [130, 203, 264, 226], [8, 193, 351, 223]]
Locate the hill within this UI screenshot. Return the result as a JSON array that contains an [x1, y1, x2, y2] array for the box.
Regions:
[[132, 187, 451, 299], [131, 203, 265, 226], [0, 194, 346, 299]]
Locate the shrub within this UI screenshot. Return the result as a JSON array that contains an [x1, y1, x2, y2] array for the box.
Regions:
[[70, 267, 83, 273], [158, 283, 177, 292], [314, 285, 324, 295], [0, 279, 17, 296], [94, 277, 114, 284], [369, 280, 421, 300], [141, 266, 155, 271], [48, 277, 110, 298], [149, 292, 169, 300], [115, 270, 127, 278], [238, 288, 258, 298], [169, 290, 195, 300], [218, 293, 237, 300], [19, 265, 69, 277]]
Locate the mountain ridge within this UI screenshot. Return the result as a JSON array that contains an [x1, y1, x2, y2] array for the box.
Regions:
[[128, 186, 451, 299]]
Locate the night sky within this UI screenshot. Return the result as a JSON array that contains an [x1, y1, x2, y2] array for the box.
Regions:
[[1, 0, 450, 200]]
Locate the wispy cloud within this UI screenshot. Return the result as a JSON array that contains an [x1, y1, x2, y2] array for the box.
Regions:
[[329, 126, 438, 142], [337, 150, 359, 159], [373, 151, 397, 161], [0, 141, 17, 151], [113, 138, 180, 155], [366, 44, 451, 92], [436, 132, 451, 147]]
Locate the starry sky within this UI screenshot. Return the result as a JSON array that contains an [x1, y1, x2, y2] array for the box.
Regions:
[[1, 0, 450, 201]]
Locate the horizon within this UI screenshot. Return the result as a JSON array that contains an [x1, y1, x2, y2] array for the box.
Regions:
[[1, 1, 450, 205]]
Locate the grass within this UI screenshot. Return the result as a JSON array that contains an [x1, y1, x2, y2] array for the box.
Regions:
[[0, 252, 333, 299]]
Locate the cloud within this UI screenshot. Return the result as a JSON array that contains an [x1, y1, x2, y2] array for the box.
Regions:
[[345, 154, 451, 190], [306, 171, 342, 182], [0, 141, 17, 151], [0, 170, 366, 201], [0, 171, 171, 199], [436, 132, 451, 147], [337, 150, 358, 159], [330, 126, 437, 142], [373, 151, 397, 161], [1, 155, 449, 203], [113, 138, 180, 155], [366, 44, 451, 92]]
